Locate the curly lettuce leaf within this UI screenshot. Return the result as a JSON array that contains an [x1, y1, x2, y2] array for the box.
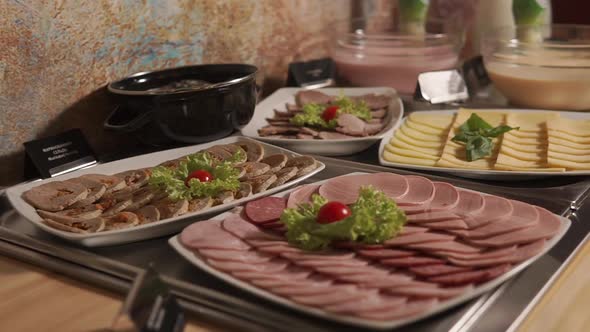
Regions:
[[289, 96, 372, 129], [149, 152, 240, 201], [280, 186, 407, 251]]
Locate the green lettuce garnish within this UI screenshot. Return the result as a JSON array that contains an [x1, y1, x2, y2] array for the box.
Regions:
[[280, 186, 406, 251], [149, 151, 240, 201], [290, 96, 371, 129]]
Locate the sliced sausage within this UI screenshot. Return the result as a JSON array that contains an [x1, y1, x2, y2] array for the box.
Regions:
[[23, 181, 88, 212], [245, 197, 287, 224]]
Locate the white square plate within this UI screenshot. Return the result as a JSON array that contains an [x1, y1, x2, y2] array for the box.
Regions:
[[169, 174, 571, 329], [379, 109, 590, 181], [241, 87, 404, 156], [5, 137, 325, 247]]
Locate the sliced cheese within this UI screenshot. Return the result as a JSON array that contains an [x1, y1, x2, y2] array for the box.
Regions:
[[505, 112, 560, 132], [508, 130, 547, 139], [399, 125, 447, 143], [548, 142, 590, 156], [394, 130, 445, 149], [548, 130, 590, 144], [385, 144, 440, 161], [548, 150, 590, 163], [498, 144, 543, 162], [502, 133, 548, 146], [547, 117, 590, 137], [437, 155, 494, 169], [495, 153, 546, 168], [501, 139, 545, 154], [383, 150, 438, 166], [405, 118, 448, 135], [548, 136, 590, 150], [493, 164, 566, 172], [408, 113, 455, 130], [548, 157, 590, 170], [389, 137, 443, 155]]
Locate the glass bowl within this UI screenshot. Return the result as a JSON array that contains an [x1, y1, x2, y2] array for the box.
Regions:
[[329, 15, 464, 95], [482, 24, 590, 111]]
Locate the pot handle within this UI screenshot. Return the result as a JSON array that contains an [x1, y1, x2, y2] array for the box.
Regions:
[[104, 106, 152, 132]]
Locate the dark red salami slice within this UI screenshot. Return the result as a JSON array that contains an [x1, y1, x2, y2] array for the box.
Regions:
[[245, 197, 287, 224]]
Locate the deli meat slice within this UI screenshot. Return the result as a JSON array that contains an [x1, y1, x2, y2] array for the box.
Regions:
[[257, 245, 303, 254], [315, 265, 390, 276], [406, 241, 482, 254], [324, 294, 407, 314], [180, 220, 250, 250], [396, 176, 435, 206], [399, 226, 429, 235], [271, 284, 353, 297], [469, 207, 561, 247], [356, 249, 416, 259], [433, 245, 517, 260], [244, 197, 286, 224], [294, 258, 369, 268], [206, 258, 289, 273], [429, 182, 460, 211], [400, 205, 430, 215], [246, 239, 290, 247], [453, 190, 485, 215], [358, 299, 438, 321], [337, 273, 413, 287], [408, 211, 462, 223], [409, 264, 473, 277], [221, 214, 283, 241], [232, 265, 313, 281], [450, 215, 537, 239], [449, 240, 546, 267], [380, 256, 445, 267], [386, 284, 472, 299], [428, 264, 511, 285], [422, 219, 468, 230], [287, 184, 319, 208], [385, 232, 456, 246], [291, 290, 376, 307], [464, 196, 514, 229], [318, 173, 409, 205], [280, 251, 356, 261], [198, 248, 273, 264]]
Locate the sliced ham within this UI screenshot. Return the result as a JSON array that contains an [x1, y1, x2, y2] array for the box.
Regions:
[[332, 241, 386, 250], [271, 284, 353, 297], [280, 251, 356, 261], [422, 219, 468, 230], [338, 273, 413, 287], [287, 184, 320, 208], [434, 245, 517, 261], [294, 258, 369, 268], [315, 265, 391, 276], [406, 241, 482, 254], [356, 249, 416, 259], [336, 114, 367, 136], [396, 176, 435, 206], [206, 258, 289, 273], [232, 265, 313, 281], [324, 294, 407, 314], [429, 182, 460, 211], [244, 197, 287, 224], [180, 220, 250, 251], [448, 240, 546, 267], [198, 248, 273, 264], [246, 239, 290, 247], [290, 289, 375, 307], [469, 207, 561, 247], [511, 200, 541, 220], [295, 90, 334, 106], [464, 196, 514, 228], [453, 190, 485, 215], [428, 264, 511, 285], [409, 264, 473, 277], [371, 109, 387, 119], [358, 299, 438, 321], [380, 256, 445, 267], [450, 215, 537, 239], [399, 226, 429, 235], [252, 277, 329, 288], [400, 205, 430, 215], [354, 93, 392, 109], [386, 285, 472, 299], [221, 214, 283, 241], [257, 245, 302, 254], [318, 173, 409, 205], [385, 232, 455, 246], [407, 211, 462, 223]]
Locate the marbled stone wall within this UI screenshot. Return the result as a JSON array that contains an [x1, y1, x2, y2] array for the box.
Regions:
[[0, 0, 352, 185]]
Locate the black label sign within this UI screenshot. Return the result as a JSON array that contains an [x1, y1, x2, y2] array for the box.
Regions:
[[23, 129, 97, 179], [113, 266, 185, 332], [287, 57, 335, 89]]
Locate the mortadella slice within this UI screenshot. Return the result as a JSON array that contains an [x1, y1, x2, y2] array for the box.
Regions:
[[429, 182, 460, 211], [180, 220, 251, 250], [318, 173, 409, 205], [464, 196, 514, 229], [448, 239, 546, 267], [408, 264, 474, 277], [407, 211, 462, 223], [406, 241, 482, 254], [396, 176, 435, 206], [244, 197, 287, 224], [427, 264, 511, 285], [385, 232, 455, 246], [453, 190, 485, 216]]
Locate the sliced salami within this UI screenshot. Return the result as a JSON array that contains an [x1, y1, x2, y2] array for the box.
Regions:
[[245, 197, 287, 224]]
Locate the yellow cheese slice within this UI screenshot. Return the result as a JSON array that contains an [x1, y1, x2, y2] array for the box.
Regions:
[[389, 137, 443, 155], [548, 150, 590, 163], [437, 155, 494, 169], [548, 130, 590, 144], [547, 118, 590, 137], [501, 139, 545, 154], [495, 153, 546, 168], [408, 113, 455, 130], [382, 150, 437, 166], [394, 130, 445, 149], [399, 125, 447, 143], [502, 133, 548, 146], [506, 112, 560, 132], [493, 164, 566, 172], [498, 144, 543, 162], [384, 145, 440, 161], [508, 130, 547, 139], [547, 157, 590, 170], [548, 142, 590, 156], [549, 136, 590, 150], [405, 118, 448, 135]]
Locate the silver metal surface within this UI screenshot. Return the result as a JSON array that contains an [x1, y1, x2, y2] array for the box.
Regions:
[[1, 157, 589, 331]]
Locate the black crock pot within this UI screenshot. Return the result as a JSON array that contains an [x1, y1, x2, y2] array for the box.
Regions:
[[105, 64, 258, 146]]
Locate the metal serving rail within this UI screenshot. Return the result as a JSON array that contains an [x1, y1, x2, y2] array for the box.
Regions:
[[1, 155, 589, 332]]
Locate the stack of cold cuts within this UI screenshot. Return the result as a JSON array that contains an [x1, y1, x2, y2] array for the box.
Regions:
[[179, 173, 562, 322]]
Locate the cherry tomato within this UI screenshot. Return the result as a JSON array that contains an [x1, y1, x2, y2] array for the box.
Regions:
[[185, 170, 214, 187], [317, 201, 351, 224], [321, 105, 339, 121]]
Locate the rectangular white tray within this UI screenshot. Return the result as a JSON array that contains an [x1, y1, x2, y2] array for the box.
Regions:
[[5, 137, 325, 247], [378, 109, 590, 181]]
